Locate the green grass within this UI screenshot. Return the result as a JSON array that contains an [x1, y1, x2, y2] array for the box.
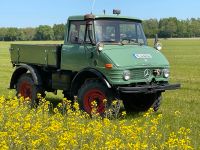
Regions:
[[0, 39, 200, 148]]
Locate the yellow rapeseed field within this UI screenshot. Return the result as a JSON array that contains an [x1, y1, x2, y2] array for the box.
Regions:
[[0, 95, 193, 150]]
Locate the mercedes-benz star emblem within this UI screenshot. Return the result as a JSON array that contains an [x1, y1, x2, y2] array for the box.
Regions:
[[144, 69, 151, 79]]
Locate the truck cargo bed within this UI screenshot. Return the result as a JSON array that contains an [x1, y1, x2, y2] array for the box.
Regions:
[[10, 44, 62, 68]]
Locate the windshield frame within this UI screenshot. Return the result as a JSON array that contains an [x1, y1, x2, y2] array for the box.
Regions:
[[94, 19, 147, 45]]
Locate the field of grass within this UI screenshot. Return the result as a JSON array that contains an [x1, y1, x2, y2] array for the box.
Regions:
[[0, 39, 200, 149]]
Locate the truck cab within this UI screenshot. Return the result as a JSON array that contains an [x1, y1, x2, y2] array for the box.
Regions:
[[9, 14, 180, 114]]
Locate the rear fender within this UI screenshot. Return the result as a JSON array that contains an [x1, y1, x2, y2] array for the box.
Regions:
[[9, 64, 42, 89]]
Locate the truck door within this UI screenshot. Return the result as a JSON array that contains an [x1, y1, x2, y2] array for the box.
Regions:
[[61, 21, 87, 71]]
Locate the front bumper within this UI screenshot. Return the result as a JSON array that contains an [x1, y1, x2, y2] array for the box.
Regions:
[[117, 83, 181, 94]]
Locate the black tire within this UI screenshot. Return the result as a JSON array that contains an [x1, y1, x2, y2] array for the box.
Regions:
[[16, 73, 45, 107], [77, 80, 114, 114], [122, 92, 162, 113], [152, 94, 162, 112], [63, 91, 73, 101]]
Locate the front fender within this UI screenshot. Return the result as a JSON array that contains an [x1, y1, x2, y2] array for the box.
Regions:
[[70, 68, 112, 96]]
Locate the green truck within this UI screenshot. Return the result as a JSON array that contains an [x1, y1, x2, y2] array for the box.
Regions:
[[9, 13, 180, 114]]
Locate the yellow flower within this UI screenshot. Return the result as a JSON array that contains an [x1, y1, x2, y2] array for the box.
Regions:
[[175, 111, 181, 117], [122, 111, 126, 117], [0, 141, 9, 150], [112, 100, 118, 105], [0, 96, 194, 149], [73, 102, 80, 110]]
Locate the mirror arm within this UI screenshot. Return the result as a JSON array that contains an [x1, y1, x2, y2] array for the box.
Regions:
[[154, 34, 158, 47], [154, 34, 162, 51], [88, 30, 95, 46], [86, 20, 96, 46]]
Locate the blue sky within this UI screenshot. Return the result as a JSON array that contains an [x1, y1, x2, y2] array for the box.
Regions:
[[0, 0, 200, 27]]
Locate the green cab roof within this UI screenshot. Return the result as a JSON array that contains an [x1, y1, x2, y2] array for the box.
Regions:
[[68, 14, 142, 22]]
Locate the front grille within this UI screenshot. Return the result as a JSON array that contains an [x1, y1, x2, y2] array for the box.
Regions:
[[130, 68, 163, 80]]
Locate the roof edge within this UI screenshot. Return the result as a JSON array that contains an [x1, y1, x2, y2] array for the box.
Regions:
[[68, 14, 142, 22]]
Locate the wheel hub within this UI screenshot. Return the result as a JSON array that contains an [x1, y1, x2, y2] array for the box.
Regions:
[[19, 81, 32, 99], [83, 89, 106, 113]]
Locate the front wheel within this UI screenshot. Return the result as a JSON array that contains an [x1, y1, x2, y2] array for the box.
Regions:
[[122, 93, 162, 113], [77, 80, 114, 114], [16, 73, 45, 107]]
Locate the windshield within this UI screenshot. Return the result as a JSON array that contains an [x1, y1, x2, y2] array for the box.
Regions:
[[94, 20, 147, 45]]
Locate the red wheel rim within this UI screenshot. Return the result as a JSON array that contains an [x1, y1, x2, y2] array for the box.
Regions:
[[83, 89, 106, 114], [19, 81, 32, 99]]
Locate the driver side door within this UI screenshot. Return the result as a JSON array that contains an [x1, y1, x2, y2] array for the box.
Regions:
[[61, 21, 88, 71]]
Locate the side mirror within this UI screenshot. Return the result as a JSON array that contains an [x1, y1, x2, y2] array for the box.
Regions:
[[154, 34, 162, 51]]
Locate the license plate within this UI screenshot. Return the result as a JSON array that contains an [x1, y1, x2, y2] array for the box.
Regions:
[[134, 54, 152, 59]]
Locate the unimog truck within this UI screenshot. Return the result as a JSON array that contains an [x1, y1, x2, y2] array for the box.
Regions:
[[9, 12, 180, 114]]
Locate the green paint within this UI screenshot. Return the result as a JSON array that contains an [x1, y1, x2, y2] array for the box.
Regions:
[[10, 14, 170, 86]]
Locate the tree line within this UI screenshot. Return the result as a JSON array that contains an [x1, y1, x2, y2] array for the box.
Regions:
[[143, 17, 200, 38], [0, 24, 65, 41], [0, 17, 200, 41]]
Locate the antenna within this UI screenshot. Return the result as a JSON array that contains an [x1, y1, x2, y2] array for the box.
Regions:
[[103, 10, 106, 15], [91, 0, 96, 14]]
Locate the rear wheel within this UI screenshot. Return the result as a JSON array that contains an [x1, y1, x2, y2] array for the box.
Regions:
[[77, 80, 114, 114], [63, 91, 73, 101], [16, 73, 45, 107], [122, 92, 162, 113]]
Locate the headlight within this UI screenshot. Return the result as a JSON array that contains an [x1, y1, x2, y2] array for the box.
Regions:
[[155, 43, 162, 51], [123, 70, 131, 81], [163, 69, 170, 78], [97, 42, 104, 51]]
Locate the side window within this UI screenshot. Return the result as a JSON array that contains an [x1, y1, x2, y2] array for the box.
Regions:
[[136, 24, 145, 44], [68, 21, 86, 43], [79, 25, 85, 42], [69, 24, 77, 43]]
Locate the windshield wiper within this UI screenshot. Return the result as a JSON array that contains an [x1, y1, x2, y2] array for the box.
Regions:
[[120, 38, 143, 46], [100, 40, 117, 43], [100, 41, 121, 45]]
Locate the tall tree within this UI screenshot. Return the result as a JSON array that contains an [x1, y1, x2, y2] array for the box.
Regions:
[[0, 28, 8, 41], [35, 25, 54, 40], [53, 24, 65, 40], [22, 28, 36, 41], [5, 28, 22, 41], [176, 20, 187, 37], [143, 19, 159, 38], [159, 17, 178, 38]]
